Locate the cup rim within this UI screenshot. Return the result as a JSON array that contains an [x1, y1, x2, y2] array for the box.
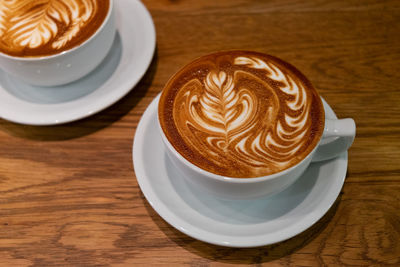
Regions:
[[157, 110, 324, 184], [0, 0, 114, 61]]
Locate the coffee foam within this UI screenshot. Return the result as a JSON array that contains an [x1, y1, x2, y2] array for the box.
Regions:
[[0, 0, 109, 57], [159, 51, 325, 178]]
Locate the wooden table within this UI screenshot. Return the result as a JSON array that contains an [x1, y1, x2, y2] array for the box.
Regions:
[[1, 0, 399, 265]]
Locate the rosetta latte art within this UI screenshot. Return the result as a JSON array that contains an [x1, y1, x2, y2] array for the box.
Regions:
[[0, 0, 104, 57], [159, 51, 324, 177], [178, 71, 258, 153]]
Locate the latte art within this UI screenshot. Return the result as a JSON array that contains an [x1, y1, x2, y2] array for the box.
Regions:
[[0, 0, 109, 57], [159, 51, 324, 178]]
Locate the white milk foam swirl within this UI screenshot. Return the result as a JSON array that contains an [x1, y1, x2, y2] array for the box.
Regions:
[[0, 0, 97, 50], [175, 56, 311, 174]]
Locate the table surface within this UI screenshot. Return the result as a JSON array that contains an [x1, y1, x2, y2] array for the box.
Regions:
[[1, 0, 399, 265]]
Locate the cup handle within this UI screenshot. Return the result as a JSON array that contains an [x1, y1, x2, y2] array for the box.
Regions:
[[311, 118, 356, 162]]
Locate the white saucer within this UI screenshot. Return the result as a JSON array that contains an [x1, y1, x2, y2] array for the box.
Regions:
[[133, 94, 348, 248], [0, 0, 155, 126]]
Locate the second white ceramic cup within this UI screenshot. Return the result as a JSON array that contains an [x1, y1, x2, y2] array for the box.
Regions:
[[0, 0, 116, 87]]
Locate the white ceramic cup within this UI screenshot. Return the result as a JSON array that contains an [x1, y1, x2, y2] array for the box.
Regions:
[[0, 0, 116, 87], [158, 106, 355, 200]]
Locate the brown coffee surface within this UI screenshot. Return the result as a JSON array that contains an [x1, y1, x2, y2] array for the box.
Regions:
[[0, 0, 109, 57], [159, 51, 325, 178]]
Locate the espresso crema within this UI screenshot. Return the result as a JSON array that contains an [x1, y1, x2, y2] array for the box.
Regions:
[[159, 51, 325, 178], [0, 0, 109, 57]]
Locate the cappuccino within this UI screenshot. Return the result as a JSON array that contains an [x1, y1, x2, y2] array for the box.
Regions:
[[0, 0, 109, 57], [159, 51, 325, 178]]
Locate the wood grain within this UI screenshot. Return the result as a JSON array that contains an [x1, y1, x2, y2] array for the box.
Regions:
[[1, 0, 399, 265]]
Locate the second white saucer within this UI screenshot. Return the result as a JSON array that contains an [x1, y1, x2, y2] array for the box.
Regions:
[[0, 0, 156, 126]]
